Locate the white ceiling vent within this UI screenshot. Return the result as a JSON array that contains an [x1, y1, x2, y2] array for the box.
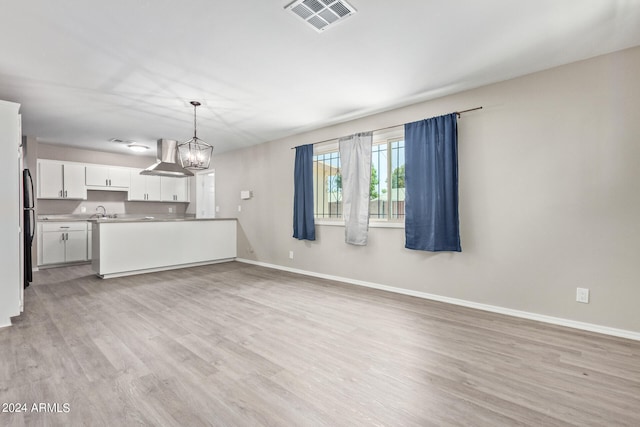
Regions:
[[285, 0, 357, 32]]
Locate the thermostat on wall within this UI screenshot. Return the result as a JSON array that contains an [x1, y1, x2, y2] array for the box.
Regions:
[[240, 190, 253, 200]]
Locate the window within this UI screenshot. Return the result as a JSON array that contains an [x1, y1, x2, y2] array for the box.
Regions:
[[313, 145, 342, 219], [312, 127, 405, 222]]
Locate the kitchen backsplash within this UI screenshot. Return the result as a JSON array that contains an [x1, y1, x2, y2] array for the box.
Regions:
[[37, 190, 187, 216]]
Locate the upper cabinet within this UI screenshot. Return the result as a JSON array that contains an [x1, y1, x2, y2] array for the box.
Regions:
[[161, 176, 190, 202], [85, 165, 130, 189], [37, 160, 87, 200], [129, 170, 162, 201], [36, 159, 190, 204]]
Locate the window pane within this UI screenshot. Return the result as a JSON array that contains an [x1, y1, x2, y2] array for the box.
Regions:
[[370, 143, 387, 219], [313, 152, 341, 218], [390, 140, 405, 219]]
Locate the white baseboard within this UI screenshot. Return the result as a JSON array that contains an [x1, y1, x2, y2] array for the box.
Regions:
[[236, 258, 640, 342]]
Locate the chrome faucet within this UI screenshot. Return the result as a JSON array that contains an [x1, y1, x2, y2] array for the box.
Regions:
[[96, 205, 107, 218]]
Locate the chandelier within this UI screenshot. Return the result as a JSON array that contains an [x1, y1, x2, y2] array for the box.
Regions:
[[177, 101, 213, 170]]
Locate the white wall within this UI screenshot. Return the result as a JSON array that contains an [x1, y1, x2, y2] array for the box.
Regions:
[[214, 46, 640, 334], [0, 100, 22, 327]]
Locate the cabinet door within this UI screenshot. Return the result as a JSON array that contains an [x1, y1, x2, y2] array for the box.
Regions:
[[175, 178, 189, 202], [38, 161, 63, 198], [109, 167, 130, 188], [63, 164, 87, 199], [85, 165, 110, 186], [160, 177, 178, 201], [128, 171, 147, 201], [65, 230, 87, 262], [40, 232, 66, 264], [161, 177, 189, 201], [146, 175, 162, 201]]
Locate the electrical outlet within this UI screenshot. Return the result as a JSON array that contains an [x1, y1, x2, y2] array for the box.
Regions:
[[289, 251, 294, 260], [168, 207, 174, 213], [215, 206, 220, 213], [238, 205, 242, 212], [576, 287, 590, 304], [80, 207, 86, 213]]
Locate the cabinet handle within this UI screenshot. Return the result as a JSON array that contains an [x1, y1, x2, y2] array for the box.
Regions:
[[109, 179, 111, 186], [64, 190, 67, 198], [59, 190, 63, 197]]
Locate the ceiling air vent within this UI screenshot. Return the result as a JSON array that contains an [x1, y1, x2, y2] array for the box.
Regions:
[[285, 0, 357, 32], [108, 138, 133, 144]]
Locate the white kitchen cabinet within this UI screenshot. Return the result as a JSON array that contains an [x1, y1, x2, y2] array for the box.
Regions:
[[38, 222, 88, 265], [37, 160, 87, 199], [161, 176, 190, 202], [85, 165, 130, 189], [129, 170, 162, 201], [92, 219, 237, 278]]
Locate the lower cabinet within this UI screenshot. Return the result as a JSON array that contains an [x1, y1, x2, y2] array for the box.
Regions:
[[38, 222, 88, 266]]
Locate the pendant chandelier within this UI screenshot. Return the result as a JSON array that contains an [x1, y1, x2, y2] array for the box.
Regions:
[[177, 101, 213, 170]]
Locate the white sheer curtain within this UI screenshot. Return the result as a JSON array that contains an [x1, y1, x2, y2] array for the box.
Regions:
[[339, 132, 372, 245]]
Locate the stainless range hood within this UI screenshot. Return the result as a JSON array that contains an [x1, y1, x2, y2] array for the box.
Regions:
[[140, 139, 194, 177]]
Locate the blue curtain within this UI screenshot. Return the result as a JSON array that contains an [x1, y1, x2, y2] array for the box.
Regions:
[[293, 144, 316, 240], [404, 113, 461, 252]]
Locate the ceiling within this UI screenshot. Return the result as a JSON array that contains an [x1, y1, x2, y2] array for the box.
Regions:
[[1, 0, 639, 157]]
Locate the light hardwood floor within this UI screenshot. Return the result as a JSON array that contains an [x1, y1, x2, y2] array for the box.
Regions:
[[1, 262, 639, 426]]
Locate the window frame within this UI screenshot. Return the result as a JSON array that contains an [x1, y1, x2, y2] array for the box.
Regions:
[[312, 126, 405, 228]]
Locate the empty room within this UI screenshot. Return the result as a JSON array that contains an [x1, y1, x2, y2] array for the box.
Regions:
[[1, 1, 639, 426]]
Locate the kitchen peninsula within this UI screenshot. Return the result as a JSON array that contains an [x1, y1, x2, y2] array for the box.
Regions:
[[91, 217, 236, 278]]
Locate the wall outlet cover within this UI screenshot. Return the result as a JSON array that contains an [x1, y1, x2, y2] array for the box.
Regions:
[[576, 287, 590, 303]]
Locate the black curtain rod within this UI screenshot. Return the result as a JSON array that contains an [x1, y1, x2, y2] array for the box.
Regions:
[[290, 106, 482, 150]]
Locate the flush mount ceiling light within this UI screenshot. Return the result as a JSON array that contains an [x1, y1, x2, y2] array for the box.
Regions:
[[285, 0, 357, 32], [127, 143, 149, 152], [177, 101, 213, 170]]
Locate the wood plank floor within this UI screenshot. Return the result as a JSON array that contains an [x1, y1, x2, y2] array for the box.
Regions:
[[1, 262, 639, 426]]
